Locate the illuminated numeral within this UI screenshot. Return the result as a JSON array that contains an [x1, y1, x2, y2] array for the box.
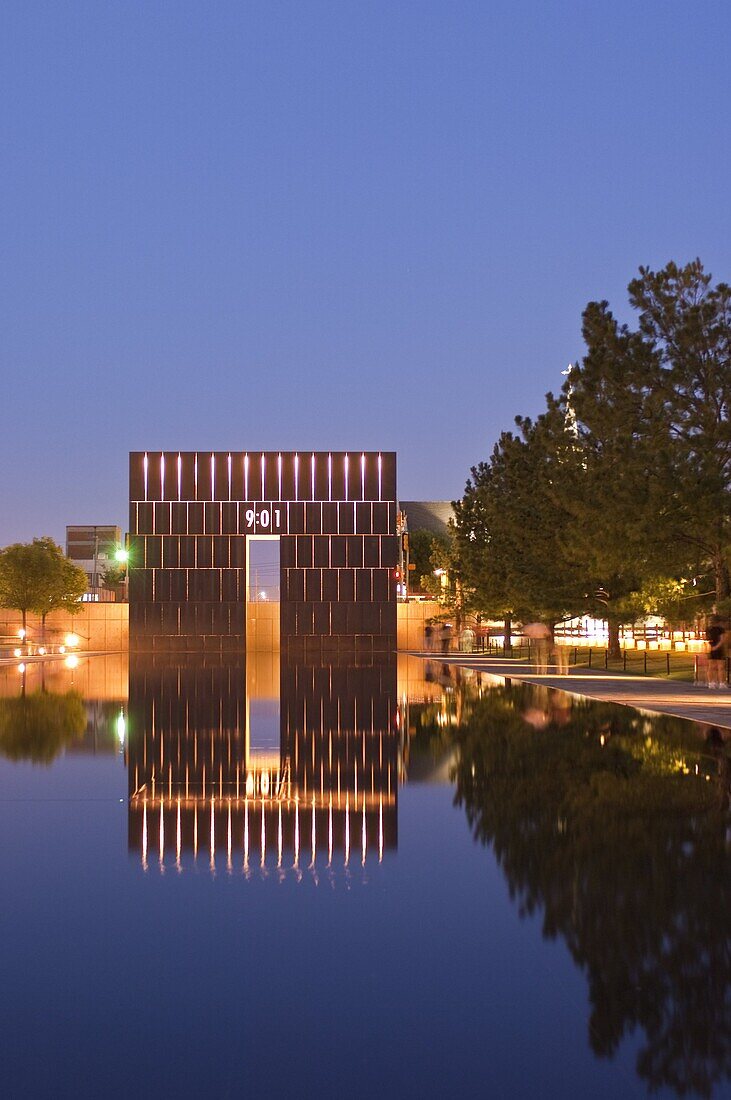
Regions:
[[274, 508, 281, 529], [245, 508, 255, 529], [259, 508, 270, 529]]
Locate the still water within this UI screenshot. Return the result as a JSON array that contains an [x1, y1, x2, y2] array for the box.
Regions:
[[0, 653, 729, 1099]]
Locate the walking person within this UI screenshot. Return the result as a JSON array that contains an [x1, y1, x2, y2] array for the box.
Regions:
[[705, 615, 728, 688]]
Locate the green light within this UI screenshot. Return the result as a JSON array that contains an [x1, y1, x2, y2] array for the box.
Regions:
[[115, 547, 129, 564]]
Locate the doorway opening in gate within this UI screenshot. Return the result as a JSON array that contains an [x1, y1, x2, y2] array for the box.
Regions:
[[246, 535, 280, 651]]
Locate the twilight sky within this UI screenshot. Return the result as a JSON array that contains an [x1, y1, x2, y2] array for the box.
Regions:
[[2, 1, 730, 544]]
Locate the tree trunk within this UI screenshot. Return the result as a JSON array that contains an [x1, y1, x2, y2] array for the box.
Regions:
[[714, 554, 730, 606], [608, 619, 621, 660], [41, 612, 46, 645], [504, 615, 512, 656]]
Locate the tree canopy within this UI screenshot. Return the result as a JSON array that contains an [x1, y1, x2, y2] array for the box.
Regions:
[[0, 538, 87, 632], [453, 260, 731, 635]]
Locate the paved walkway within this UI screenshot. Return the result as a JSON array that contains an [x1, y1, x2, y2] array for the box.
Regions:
[[416, 653, 731, 730]]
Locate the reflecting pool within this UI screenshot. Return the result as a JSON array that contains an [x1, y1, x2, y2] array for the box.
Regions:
[[0, 653, 729, 1099]]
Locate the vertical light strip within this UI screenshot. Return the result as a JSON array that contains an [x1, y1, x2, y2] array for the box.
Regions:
[[244, 453, 249, 499], [344, 796, 350, 866], [377, 453, 382, 501], [361, 453, 366, 500], [311, 796, 316, 865], [277, 453, 282, 500], [327, 452, 332, 501], [379, 797, 383, 862], [294, 800, 300, 869], [294, 453, 299, 500], [311, 452, 316, 501], [227, 453, 232, 500], [142, 801, 148, 870], [177, 453, 182, 501], [143, 453, 148, 501], [260, 453, 266, 500], [194, 453, 198, 499], [160, 453, 165, 501], [244, 800, 249, 873], [210, 453, 215, 500]]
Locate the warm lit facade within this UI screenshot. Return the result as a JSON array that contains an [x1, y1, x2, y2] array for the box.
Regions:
[[128, 451, 398, 652]]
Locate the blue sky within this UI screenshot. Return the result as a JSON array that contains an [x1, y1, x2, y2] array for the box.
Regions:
[[2, 1, 729, 542]]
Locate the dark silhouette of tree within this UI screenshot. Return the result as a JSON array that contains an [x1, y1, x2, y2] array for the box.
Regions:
[[449, 682, 731, 1096], [0, 690, 86, 764]]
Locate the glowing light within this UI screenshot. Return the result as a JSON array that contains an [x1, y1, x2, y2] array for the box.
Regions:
[[177, 453, 182, 500], [65, 633, 80, 648], [311, 453, 316, 500], [13, 648, 21, 658], [244, 453, 249, 498], [377, 453, 382, 500], [59, 645, 66, 654], [159, 798, 165, 866], [17, 663, 25, 674], [114, 547, 128, 564], [245, 773, 255, 797], [327, 452, 332, 501], [142, 802, 148, 870], [160, 452, 165, 500], [194, 452, 198, 498], [294, 453, 299, 500], [227, 453, 232, 500], [17, 629, 26, 640], [344, 453, 349, 500], [38, 646, 46, 655], [210, 453, 215, 500], [64, 654, 79, 670], [361, 453, 366, 500], [259, 591, 267, 601], [143, 452, 148, 500], [260, 453, 266, 500], [116, 708, 126, 746], [277, 453, 282, 500], [344, 796, 350, 866]]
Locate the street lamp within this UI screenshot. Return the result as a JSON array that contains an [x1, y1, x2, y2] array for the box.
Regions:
[[115, 546, 129, 601]]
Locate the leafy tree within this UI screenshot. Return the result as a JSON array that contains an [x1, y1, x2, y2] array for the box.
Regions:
[[0, 542, 44, 636], [0, 538, 86, 639], [32, 538, 87, 634], [408, 528, 444, 588], [627, 260, 731, 606], [453, 404, 586, 631]]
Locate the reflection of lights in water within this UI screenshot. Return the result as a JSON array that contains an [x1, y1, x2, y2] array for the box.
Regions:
[[38, 647, 46, 655], [245, 773, 255, 797], [64, 633, 79, 648], [17, 663, 26, 674], [65, 654, 79, 670], [14, 648, 21, 658], [116, 709, 126, 746]]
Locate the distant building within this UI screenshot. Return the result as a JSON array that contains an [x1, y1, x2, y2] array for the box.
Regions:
[[66, 525, 122, 588], [399, 501, 453, 538]]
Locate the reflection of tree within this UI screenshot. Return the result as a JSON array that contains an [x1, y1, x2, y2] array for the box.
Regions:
[[451, 682, 731, 1098], [0, 691, 86, 763]]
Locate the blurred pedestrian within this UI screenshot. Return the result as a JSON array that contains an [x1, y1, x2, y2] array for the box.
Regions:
[[705, 615, 728, 688], [524, 621, 552, 673]]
